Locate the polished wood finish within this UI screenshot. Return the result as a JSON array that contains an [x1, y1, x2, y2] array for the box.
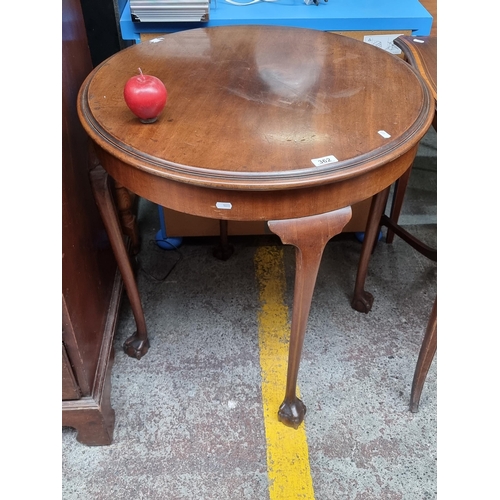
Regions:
[[62, 290, 118, 445], [386, 35, 438, 244], [62, 0, 120, 445], [78, 26, 433, 427], [79, 28, 432, 198], [351, 34, 438, 411], [351, 35, 437, 311], [410, 298, 437, 412], [395, 36, 437, 101], [385, 165, 413, 245], [113, 181, 141, 255], [381, 213, 437, 260], [268, 207, 352, 427], [62, 343, 81, 401], [351, 187, 391, 313], [90, 166, 150, 360]]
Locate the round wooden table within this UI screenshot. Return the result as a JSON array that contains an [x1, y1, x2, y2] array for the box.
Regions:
[[78, 25, 433, 428]]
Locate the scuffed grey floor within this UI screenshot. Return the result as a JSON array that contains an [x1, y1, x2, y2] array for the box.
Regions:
[[62, 128, 437, 499]]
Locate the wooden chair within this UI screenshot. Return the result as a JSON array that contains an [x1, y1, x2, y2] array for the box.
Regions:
[[394, 36, 437, 412], [351, 35, 437, 411], [386, 36, 437, 245]]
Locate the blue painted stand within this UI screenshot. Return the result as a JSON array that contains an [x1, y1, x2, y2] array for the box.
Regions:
[[155, 205, 183, 250], [355, 231, 383, 243], [119, 0, 433, 43]]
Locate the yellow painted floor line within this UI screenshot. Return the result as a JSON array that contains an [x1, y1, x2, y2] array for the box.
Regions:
[[254, 245, 316, 500]]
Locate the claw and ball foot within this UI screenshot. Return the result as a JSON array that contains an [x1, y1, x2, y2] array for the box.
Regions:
[[351, 290, 374, 313], [124, 334, 150, 360], [90, 166, 150, 361], [351, 188, 390, 314], [278, 397, 307, 429], [268, 207, 352, 429]]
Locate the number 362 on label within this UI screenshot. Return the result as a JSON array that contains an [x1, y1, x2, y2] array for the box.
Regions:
[[311, 155, 338, 167]]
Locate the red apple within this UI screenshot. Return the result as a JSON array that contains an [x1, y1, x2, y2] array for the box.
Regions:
[[123, 68, 167, 123]]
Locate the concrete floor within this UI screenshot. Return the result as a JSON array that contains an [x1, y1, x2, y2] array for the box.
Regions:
[[62, 127, 437, 499]]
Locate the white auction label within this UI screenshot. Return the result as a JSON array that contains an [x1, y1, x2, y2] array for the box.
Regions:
[[311, 155, 338, 167], [216, 202, 232, 209], [378, 130, 391, 138]]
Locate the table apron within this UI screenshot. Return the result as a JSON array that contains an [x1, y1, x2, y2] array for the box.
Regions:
[[93, 144, 419, 222]]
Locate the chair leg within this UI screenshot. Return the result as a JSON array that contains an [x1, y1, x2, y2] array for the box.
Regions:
[[410, 298, 437, 412], [386, 165, 413, 244], [388, 107, 436, 245]]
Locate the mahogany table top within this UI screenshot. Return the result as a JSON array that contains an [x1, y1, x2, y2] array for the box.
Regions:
[[78, 26, 433, 196]]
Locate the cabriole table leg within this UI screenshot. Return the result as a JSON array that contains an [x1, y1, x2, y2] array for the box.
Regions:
[[113, 181, 141, 256], [268, 206, 352, 428], [90, 165, 150, 360], [351, 187, 391, 313]]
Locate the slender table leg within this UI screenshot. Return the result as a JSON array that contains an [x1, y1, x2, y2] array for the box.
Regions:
[[268, 207, 352, 428], [351, 187, 390, 313], [113, 181, 141, 256], [386, 166, 413, 244], [213, 220, 234, 261], [410, 297, 437, 412], [90, 165, 150, 360]]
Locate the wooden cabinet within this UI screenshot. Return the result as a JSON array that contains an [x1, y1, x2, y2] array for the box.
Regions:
[[62, 0, 122, 445]]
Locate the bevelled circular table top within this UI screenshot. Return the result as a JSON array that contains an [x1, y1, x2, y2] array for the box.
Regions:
[[78, 25, 433, 192]]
